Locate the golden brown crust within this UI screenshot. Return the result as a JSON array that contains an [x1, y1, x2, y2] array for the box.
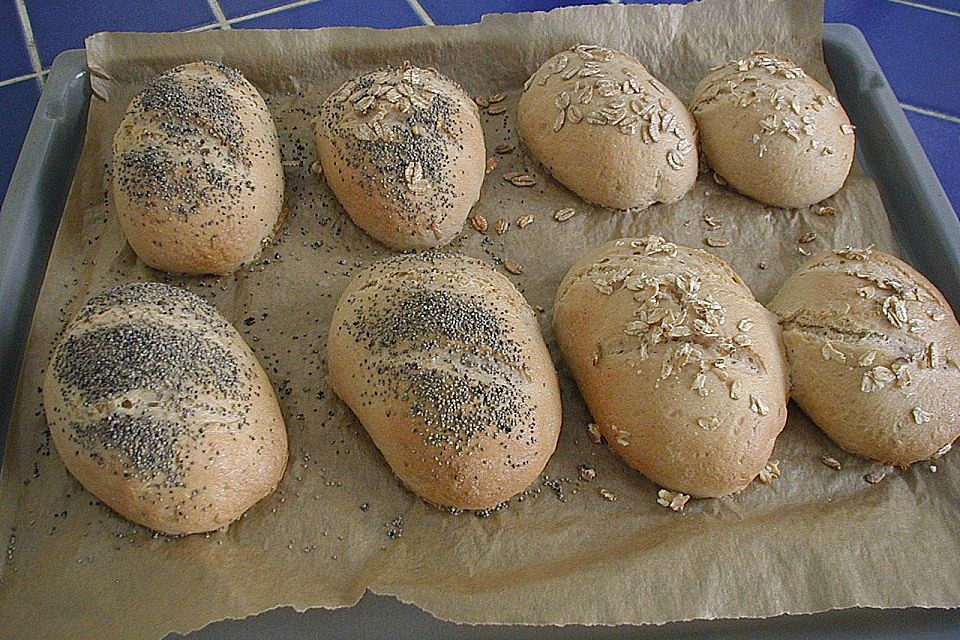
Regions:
[[554, 237, 789, 497], [43, 283, 288, 535], [690, 51, 855, 209], [112, 61, 284, 276], [768, 248, 960, 465], [314, 65, 485, 250], [518, 45, 698, 211], [327, 252, 562, 510]]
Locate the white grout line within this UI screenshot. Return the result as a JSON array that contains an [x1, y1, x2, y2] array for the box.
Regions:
[[887, 0, 960, 19], [186, 23, 223, 32], [14, 0, 44, 88], [0, 72, 40, 88], [205, 0, 232, 29], [900, 103, 960, 125], [227, 0, 325, 26], [406, 0, 436, 25]]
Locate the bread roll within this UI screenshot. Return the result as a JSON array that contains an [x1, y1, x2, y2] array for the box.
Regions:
[[768, 248, 960, 465], [314, 65, 485, 250], [690, 50, 854, 208], [327, 252, 562, 510], [113, 61, 284, 275], [43, 282, 288, 535], [554, 237, 789, 497], [518, 44, 697, 210]]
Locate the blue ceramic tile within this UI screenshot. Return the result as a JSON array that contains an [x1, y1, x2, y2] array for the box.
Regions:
[[0, 3, 33, 80], [0, 80, 42, 204], [219, 0, 293, 20], [235, 0, 424, 29], [825, 0, 960, 118], [24, 0, 216, 68], [904, 109, 960, 217], [417, 0, 608, 25]]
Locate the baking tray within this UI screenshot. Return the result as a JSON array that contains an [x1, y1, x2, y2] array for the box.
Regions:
[[0, 23, 958, 640]]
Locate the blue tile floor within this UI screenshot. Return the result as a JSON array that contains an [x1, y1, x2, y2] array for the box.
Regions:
[[1, 0, 958, 218]]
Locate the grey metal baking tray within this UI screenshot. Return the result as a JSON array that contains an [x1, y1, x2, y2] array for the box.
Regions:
[[0, 24, 957, 640]]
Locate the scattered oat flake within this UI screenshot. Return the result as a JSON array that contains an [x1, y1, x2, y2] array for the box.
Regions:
[[598, 488, 617, 501], [757, 261, 768, 270], [495, 143, 515, 154], [703, 213, 723, 229], [912, 407, 933, 424], [586, 423, 602, 444], [749, 394, 769, 416], [733, 334, 752, 347], [729, 379, 742, 400], [821, 456, 842, 470], [509, 174, 537, 187], [738, 318, 755, 332], [610, 424, 631, 447], [474, 95, 490, 108], [554, 207, 576, 221], [516, 214, 534, 229], [504, 259, 524, 275], [821, 341, 846, 363], [864, 471, 886, 484], [861, 365, 895, 392], [705, 237, 731, 248], [578, 465, 596, 482], [858, 351, 877, 367], [930, 464, 938, 473], [798, 246, 811, 256], [799, 232, 817, 243], [933, 443, 952, 459], [927, 342, 944, 369], [470, 214, 488, 233], [697, 416, 720, 431], [815, 205, 835, 216], [487, 104, 507, 115], [488, 92, 506, 103], [656, 489, 690, 512], [495, 218, 509, 235], [485, 157, 498, 174], [713, 172, 728, 186], [840, 123, 856, 135], [758, 459, 781, 484], [309, 160, 323, 175]]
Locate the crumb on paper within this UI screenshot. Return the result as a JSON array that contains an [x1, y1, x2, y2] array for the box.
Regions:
[[586, 423, 602, 444], [657, 489, 690, 512], [821, 456, 842, 470], [504, 258, 524, 275], [598, 488, 616, 501], [758, 459, 781, 484]]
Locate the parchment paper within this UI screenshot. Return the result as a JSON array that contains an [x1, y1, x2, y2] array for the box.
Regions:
[[2, 1, 959, 638]]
